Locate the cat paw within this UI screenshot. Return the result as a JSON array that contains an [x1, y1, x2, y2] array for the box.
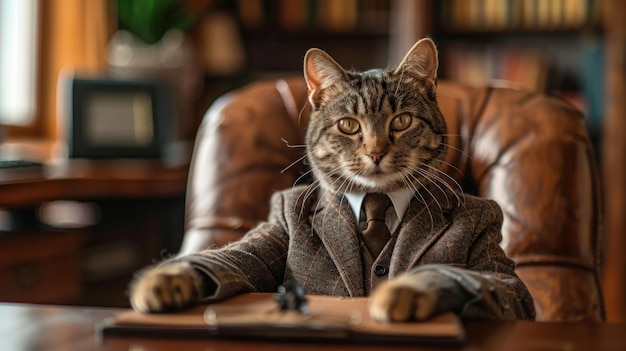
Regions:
[[368, 270, 441, 322], [130, 261, 202, 313]]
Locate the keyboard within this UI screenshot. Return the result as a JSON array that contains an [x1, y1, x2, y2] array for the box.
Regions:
[[0, 159, 44, 169]]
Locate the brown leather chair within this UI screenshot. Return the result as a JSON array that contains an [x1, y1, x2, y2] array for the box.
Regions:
[[180, 77, 605, 322]]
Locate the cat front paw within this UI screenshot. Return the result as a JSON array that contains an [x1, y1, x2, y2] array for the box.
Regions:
[[130, 261, 202, 313], [368, 270, 442, 322]]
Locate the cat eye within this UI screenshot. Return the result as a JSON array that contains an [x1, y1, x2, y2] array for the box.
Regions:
[[337, 118, 360, 135], [390, 114, 412, 131]]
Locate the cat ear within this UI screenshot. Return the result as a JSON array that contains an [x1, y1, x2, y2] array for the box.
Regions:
[[304, 48, 347, 108], [395, 38, 439, 92]]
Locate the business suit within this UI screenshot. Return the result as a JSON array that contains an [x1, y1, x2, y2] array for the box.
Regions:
[[181, 184, 536, 320]]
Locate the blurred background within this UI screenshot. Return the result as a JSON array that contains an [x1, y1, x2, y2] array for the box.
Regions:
[[0, 0, 624, 322], [2, 0, 612, 145]]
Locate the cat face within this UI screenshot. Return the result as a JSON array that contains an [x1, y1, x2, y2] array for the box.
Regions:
[[303, 38, 448, 194]]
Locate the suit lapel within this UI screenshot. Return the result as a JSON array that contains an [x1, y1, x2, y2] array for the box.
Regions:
[[311, 191, 364, 296], [390, 186, 454, 276]]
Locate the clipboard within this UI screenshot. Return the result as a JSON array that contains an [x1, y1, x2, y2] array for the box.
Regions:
[[99, 293, 465, 344]]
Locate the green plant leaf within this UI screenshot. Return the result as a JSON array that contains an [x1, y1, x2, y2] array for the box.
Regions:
[[117, 0, 199, 44]]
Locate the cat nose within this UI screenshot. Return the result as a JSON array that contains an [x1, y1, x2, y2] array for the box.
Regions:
[[369, 152, 386, 164]]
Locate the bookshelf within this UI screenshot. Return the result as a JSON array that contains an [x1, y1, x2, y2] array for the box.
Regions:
[[436, 0, 603, 32], [390, 0, 626, 322], [432, 0, 605, 132], [191, 0, 394, 126], [197, 0, 392, 76]]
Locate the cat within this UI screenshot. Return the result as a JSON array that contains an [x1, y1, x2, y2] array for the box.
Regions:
[[130, 38, 535, 322]]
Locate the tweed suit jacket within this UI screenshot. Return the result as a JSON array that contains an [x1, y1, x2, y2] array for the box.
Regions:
[[181, 184, 536, 320]]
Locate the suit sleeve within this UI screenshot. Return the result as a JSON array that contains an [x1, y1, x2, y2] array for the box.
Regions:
[[413, 199, 536, 320], [174, 191, 291, 302]]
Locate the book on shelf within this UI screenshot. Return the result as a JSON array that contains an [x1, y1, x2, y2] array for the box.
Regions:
[[439, 0, 602, 31], [442, 39, 604, 133], [442, 44, 549, 93], [236, 0, 388, 34], [279, 0, 309, 31]]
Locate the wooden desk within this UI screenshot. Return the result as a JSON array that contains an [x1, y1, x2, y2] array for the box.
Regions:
[[1, 303, 624, 351], [0, 156, 189, 307], [0, 159, 188, 207]]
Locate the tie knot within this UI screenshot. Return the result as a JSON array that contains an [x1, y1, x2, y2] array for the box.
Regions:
[[363, 193, 392, 222]]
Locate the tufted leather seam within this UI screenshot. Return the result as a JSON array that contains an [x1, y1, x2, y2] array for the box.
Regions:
[[467, 86, 495, 189], [432, 87, 492, 190], [275, 79, 299, 121], [471, 90, 558, 187]]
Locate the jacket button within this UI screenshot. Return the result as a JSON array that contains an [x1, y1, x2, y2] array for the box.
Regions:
[[374, 265, 387, 276]]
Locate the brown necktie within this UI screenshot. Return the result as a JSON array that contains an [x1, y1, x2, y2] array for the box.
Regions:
[[361, 193, 392, 257]]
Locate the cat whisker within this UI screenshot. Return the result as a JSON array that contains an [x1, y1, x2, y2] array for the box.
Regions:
[[281, 138, 307, 149], [295, 180, 319, 220], [295, 175, 318, 200], [301, 173, 339, 224], [436, 158, 466, 178], [340, 169, 358, 195], [397, 169, 422, 202], [396, 173, 425, 223], [299, 167, 348, 235], [397, 167, 438, 231], [328, 171, 349, 195], [298, 100, 310, 126], [440, 142, 472, 161], [413, 168, 454, 207], [394, 68, 405, 97], [299, 164, 346, 218], [422, 163, 464, 191], [307, 184, 327, 234], [291, 169, 314, 188], [314, 168, 356, 234], [282, 154, 309, 174], [334, 176, 353, 220], [403, 165, 475, 232], [420, 164, 465, 204], [296, 164, 343, 221], [415, 182, 443, 231], [419, 166, 475, 227], [420, 167, 463, 208], [440, 133, 463, 137]]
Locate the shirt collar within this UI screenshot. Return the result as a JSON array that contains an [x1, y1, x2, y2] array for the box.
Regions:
[[344, 188, 414, 223]]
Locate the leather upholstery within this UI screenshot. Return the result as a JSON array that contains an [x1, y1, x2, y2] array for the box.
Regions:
[[180, 77, 605, 322]]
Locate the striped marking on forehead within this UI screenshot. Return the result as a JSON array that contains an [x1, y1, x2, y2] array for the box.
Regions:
[[344, 75, 399, 117]]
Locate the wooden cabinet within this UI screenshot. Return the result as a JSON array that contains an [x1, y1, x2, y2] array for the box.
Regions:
[[0, 231, 83, 303], [0, 155, 188, 307]]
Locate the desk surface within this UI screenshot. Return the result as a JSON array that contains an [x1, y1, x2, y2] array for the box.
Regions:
[[0, 140, 189, 207], [0, 159, 188, 207], [1, 303, 624, 351]]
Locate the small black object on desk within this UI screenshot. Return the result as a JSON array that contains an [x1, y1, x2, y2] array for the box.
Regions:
[[276, 280, 308, 314]]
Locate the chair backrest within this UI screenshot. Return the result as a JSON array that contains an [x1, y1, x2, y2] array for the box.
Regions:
[[181, 77, 605, 322]]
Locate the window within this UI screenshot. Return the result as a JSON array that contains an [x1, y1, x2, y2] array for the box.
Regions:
[[0, 0, 39, 126]]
